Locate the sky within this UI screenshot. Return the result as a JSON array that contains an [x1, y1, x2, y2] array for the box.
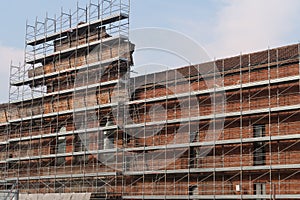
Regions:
[[0, 0, 300, 103]]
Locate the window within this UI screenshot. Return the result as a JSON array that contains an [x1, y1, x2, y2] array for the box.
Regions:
[[253, 125, 266, 166], [190, 147, 201, 168], [98, 118, 115, 163], [254, 183, 266, 200], [253, 125, 265, 138], [103, 136, 114, 149], [102, 118, 114, 150], [76, 134, 89, 151], [75, 133, 90, 163], [56, 126, 66, 165], [189, 185, 198, 199]]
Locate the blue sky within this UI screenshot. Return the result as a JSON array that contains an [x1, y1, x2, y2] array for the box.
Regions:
[[0, 0, 223, 48], [0, 0, 300, 102]]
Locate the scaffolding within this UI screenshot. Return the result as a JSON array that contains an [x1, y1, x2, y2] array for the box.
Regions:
[[0, 0, 300, 199], [7, 0, 132, 198]]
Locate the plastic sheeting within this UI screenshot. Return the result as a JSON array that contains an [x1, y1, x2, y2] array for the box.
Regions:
[[0, 191, 18, 200], [19, 193, 91, 200]]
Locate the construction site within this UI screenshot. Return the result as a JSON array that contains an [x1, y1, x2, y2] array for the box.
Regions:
[[0, 0, 300, 199]]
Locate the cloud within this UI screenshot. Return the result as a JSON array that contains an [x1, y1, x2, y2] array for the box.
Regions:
[[0, 45, 24, 103], [206, 0, 300, 58]]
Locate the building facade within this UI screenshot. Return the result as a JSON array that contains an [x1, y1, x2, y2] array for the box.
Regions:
[[0, 1, 300, 199]]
